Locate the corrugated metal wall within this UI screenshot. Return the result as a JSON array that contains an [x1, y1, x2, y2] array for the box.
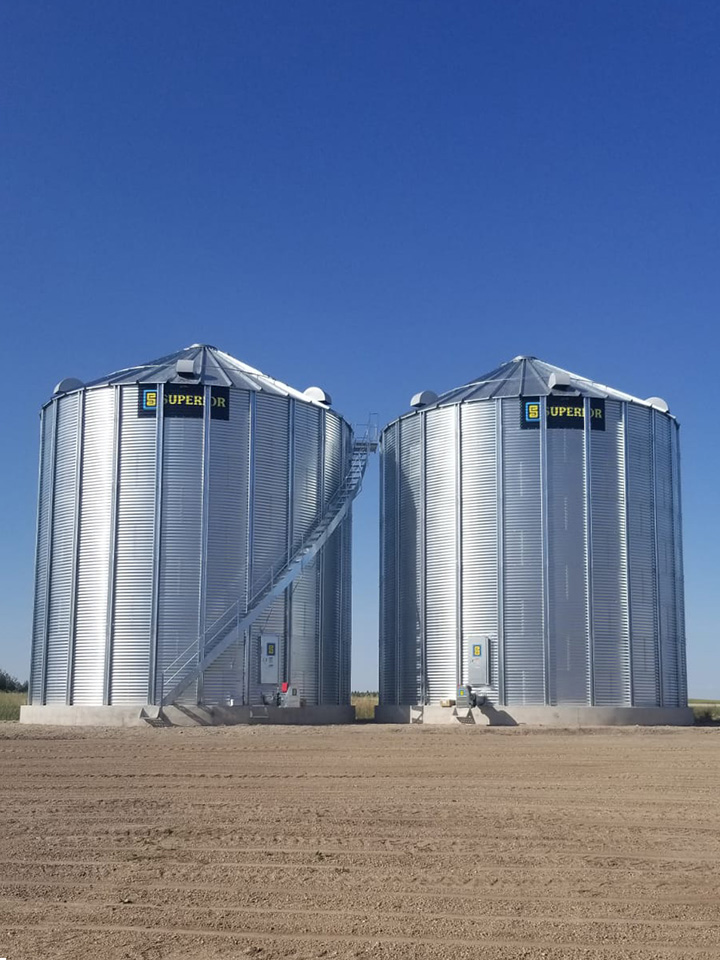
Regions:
[[31, 385, 352, 708], [672, 425, 688, 707], [424, 407, 458, 701], [589, 401, 630, 705], [379, 423, 397, 703], [249, 394, 288, 704], [71, 389, 115, 704], [460, 402, 499, 703], [320, 412, 342, 703], [44, 394, 80, 704], [501, 400, 545, 705], [654, 412, 679, 707], [289, 401, 321, 702], [380, 396, 686, 709], [546, 423, 589, 706], [111, 386, 156, 704], [156, 417, 204, 703], [201, 392, 250, 705], [397, 415, 423, 705], [626, 405, 660, 706]]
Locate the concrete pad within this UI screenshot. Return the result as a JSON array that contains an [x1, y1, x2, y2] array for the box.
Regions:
[[224, 705, 356, 725], [375, 703, 695, 727], [20, 705, 148, 727], [20, 703, 356, 727]]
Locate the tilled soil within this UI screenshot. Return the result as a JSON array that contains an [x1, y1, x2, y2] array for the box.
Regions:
[[1, 723, 720, 960]]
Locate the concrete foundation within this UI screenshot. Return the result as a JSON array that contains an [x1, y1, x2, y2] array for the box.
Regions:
[[20, 704, 356, 728], [20, 705, 150, 727], [374, 703, 695, 727]]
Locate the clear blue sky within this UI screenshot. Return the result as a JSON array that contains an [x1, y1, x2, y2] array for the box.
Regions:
[[1, 1, 718, 695]]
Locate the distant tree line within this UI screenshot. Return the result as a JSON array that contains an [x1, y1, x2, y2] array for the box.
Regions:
[[0, 670, 28, 693]]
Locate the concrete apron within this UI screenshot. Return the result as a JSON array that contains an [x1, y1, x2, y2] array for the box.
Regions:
[[374, 704, 696, 726], [19, 704, 356, 728]]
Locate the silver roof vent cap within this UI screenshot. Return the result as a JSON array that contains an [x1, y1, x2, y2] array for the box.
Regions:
[[410, 390, 439, 409], [176, 358, 197, 379], [304, 386, 332, 406], [645, 396, 670, 413], [548, 371, 573, 391], [53, 377, 85, 396]]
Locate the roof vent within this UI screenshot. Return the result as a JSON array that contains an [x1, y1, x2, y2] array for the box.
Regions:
[[548, 371, 572, 391], [53, 377, 85, 396], [645, 396, 670, 413], [304, 386, 332, 406], [410, 390, 439, 409], [176, 358, 197, 379]]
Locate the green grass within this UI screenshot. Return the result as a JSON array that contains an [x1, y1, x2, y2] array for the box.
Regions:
[[691, 702, 720, 724], [351, 692, 379, 720], [0, 691, 27, 721]]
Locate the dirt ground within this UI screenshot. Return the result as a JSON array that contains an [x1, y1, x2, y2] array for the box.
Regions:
[[1, 723, 720, 960]]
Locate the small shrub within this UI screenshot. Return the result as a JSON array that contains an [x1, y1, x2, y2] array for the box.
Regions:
[[0, 670, 28, 693], [693, 705, 720, 725]]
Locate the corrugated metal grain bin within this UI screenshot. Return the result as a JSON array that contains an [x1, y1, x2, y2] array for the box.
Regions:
[[25, 344, 357, 724], [377, 356, 692, 726]]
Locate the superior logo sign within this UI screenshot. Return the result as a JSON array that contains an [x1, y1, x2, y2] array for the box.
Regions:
[[521, 396, 605, 431], [138, 384, 230, 420]]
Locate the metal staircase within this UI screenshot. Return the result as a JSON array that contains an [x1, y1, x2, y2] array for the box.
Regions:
[[159, 424, 378, 706]]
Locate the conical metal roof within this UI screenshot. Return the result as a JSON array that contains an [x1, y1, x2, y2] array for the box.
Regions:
[[425, 356, 665, 410], [82, 344, 322, 404]]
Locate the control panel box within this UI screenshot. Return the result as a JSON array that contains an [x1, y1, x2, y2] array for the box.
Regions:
[[260, 634, 279, 685], [467, 637, 491, 687]]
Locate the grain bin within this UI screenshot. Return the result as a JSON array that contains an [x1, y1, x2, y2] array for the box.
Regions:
[[377, 356, 692, 726], [23, 344, 371, 726]]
